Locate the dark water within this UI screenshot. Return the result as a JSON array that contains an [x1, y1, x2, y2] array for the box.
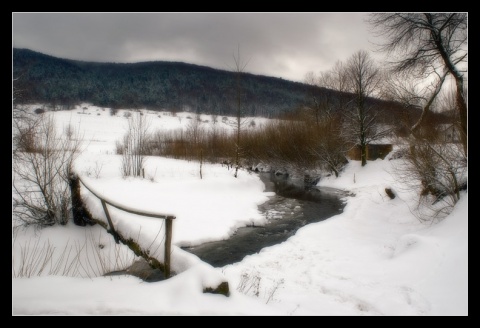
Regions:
[[182, 172, 347, 267]]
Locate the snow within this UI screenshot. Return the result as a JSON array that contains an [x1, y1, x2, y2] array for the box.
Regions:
[[12, 105, 468, 315], [78, 159, 269, 247]]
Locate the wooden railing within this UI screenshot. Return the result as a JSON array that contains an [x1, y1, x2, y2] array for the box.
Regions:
[[78, 176, 175, 278]]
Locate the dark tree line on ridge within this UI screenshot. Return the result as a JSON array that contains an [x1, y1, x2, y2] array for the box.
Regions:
[[13, 47, 425, 126]]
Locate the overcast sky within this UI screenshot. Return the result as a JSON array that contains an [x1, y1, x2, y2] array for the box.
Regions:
[[12, 12, 384, 82]]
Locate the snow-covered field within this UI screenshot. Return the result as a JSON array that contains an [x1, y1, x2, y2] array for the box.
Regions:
[[12, 104, 468, 315]]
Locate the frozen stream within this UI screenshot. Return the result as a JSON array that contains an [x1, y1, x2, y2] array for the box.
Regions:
[[182, 172, 347, 267]]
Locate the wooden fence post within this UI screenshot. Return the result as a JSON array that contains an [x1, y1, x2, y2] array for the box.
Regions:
[[165, 217, 173, 278], [68, 173, 95, 227], [101, 200, 120, 244]]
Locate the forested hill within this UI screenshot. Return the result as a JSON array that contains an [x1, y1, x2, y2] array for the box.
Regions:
[[13, 48, 414, 121], [13, 48, 316, 116]]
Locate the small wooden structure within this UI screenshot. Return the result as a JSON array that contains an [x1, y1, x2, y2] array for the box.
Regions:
[[347, 144, 393, 161]]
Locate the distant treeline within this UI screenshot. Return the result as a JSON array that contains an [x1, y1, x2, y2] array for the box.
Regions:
[[13, 48, 316, 116], [13, 48, 423, 122]]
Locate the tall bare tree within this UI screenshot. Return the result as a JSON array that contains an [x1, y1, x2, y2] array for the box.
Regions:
[[318, 61, 349, 95], [304, 63, 348, 128], [231, 46, 249, 178], [391, 90, 466, 221], [343, 50, 389, 166], [315, 60, 350, 123], [381, 64, 466, 221], [382, 68, 448, 139], [304, 62, 349, 176], [368, 13, 468, 156]]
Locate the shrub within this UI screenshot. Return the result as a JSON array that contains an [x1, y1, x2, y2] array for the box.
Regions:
[[117, 113, 150, 177], [13, 114, 83, 226]]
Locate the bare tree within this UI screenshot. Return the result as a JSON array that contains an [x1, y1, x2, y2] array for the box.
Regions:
[[186, 112, 205, 178], [393, 129, 466, 222], [208, 117, 219, 161], [13, 74, 31, 122], [438, 83, 467, 141], [382, 67, 449, 140], [383, 70, 466, 220], [231, 46, 249, 178], [13, 113, 83, 226], [368, 13, 468, 156], [303, 72, 322, 127], [120, 112, 150, 177], [304, 62, 348, 121], [304, 64, 349, 177], [309, 115, 348, 177], [318, 61, 349, 95], [343, 50, 390, 166], [186, 113, 203, 154]]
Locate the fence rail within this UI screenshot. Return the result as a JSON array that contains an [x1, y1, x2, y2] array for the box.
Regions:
[[78, 176, 175, 278]]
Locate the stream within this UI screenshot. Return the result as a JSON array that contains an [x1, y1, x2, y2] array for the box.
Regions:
[[182, 172, 347, 267]]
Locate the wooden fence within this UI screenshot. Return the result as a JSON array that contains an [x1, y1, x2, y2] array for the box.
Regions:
[[78, 176, 175, 278]]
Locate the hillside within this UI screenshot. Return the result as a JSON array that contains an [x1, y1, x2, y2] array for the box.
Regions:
[[13, 48, 314, 116], [13, 48, 420, 123]]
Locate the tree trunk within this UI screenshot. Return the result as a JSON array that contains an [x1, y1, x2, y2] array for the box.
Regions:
[[455, 76, 468, 156], [360, 142, 367, 167], [428, 18, 468, 156]]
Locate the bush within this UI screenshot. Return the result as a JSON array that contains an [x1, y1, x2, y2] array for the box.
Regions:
[[117, 113, 150, 177], [393, 140, 467, 221], [147, 114, 347, 177], [13, 114, 83, 226]]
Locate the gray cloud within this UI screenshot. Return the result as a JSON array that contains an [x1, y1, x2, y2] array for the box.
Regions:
[[12, 12, 382, 82]]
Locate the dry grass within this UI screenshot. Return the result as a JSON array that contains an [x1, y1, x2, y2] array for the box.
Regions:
[[12, 228, 137, 279], [147, 115, 348, 177]]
